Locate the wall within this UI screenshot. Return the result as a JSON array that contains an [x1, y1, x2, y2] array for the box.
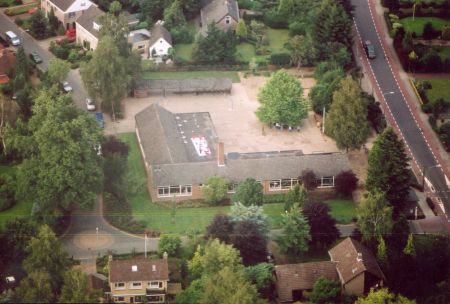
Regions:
[[216, 15, 238, 31], [76, 23, 98, 50], [149, 39, 172, 58]]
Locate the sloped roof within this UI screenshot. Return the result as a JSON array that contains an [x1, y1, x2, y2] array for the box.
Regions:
[[149, 23, 172, 47], [275, 262, 338, 302], [48, 0, 76, 11], [201, 0, 239, 23], [109, 259, 169, 283], [328, 237, 386, 284], [75, 5, 104, 38]]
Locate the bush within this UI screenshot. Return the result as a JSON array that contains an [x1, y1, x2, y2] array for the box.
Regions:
[[335, 170, 358, 197], [170, 26, 194, 44], [104, 192, 146, 234], [158, 234, 182, 257], [428, 115, 437, 131], [263, 9, 288, 29], [233, 178, 264, 206], [301, 170, 318, 191], [288, 21, 306, 36], [419, 49, 441, 72], [14, 17, 23, 26], [438, 122, 450, 151], [270, 53, 291, 66], [422, 22, 439, 40], [203, 175, 229, 205]]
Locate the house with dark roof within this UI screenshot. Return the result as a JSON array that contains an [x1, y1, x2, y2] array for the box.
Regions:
[[108, 256, 174, 303], [275, 262, 338, 303], [75, 5, 104, 51], [200, 0, 240, 32], [135, 103, 350, 202], [148, 21, 173, 59], [41, 0, 95, 30], [329, 237, 386, 295]]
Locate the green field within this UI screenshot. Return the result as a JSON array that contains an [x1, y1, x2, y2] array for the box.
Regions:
[[236, 43, 257, 62], [266, 28, 289, 52], [400, 17, 449, 36], [417, 78, 450, 103], [326, 199, 357, 224], [174, 43, 195, 62], [141, 70, 241, 83]]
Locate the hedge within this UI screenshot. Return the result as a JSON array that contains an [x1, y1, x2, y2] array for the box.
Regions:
[[270, 52, 291, 66]]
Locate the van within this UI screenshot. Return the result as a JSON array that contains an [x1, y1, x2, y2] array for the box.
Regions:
[[5, 31, 20, 46]]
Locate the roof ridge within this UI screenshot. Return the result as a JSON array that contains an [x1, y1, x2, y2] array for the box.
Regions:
[[154, 104, 175, 164]]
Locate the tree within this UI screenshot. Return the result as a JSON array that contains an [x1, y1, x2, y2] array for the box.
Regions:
[[13, 47, 32, 118], [442, 24, 450, 40], [11, 87, 103, 222], [403, 234, 416, 257], [81, 35, 129, 117], [231, 220, 267, 266], [47, 58, 70, 84], [15, 270, 54, 303], [0, 93, 19, 155], [192, 23, 237, 63], [164, 0, 186, 30], [422, 21, 437, 40], [233, 178, 263, 206], [303, 201, 340, 248], [309, 278, 341, 304], [23, 225, 71, 289], [355, 288, 416, 304], [176, 279, 204, 304], [325, 76, 370, 151], [301, 169, 318, 191], [102, 137, 129, 196], [277, 203, 311, 256], [158, 234, 182, 257], [205, 214, 234, 243], [30, 10, 48, 39], [334, 170, 358, 197], [357, 190, 393, 242], [109, 0, 122, 14], [229, 202, 271, 237], [256, 69, 308, 127], [203, 175, 228, 205], [284, 184, 308, 211], [235, 19, 248, 41], [366, 128, 410, 210], [47, 7, 59, 33], [245, 263, 274, 299], [1, 218, 36, 262], [285, 35, 317, 67], [59, 269, 101, 303], [377, 236, 388, 267], [309, 67, 345, 114]]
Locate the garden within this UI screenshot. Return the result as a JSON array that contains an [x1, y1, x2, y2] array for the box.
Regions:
[[49, 41, 91, 69]]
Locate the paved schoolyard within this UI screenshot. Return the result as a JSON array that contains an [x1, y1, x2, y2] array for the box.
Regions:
[[105, 74, 339, 155]]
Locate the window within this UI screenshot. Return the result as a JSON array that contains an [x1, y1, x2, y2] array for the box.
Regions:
[[114, 282, 125, 290], [158, 186, 169, 197], [130, 281, 142, 289], [225, 16, 231, 24], [269, 180, 281, 191], [147, 295, 164, 303], [320, 176, 334, 187], [68, 12, 76, 18], [227, 183, 238, 193], [148, 281, 162, 289], [135, 296, 144, 303], [181, 185, 192, 194], [114, 296, 125, 302], [157, 185, 192, 197], [281, 178, 299, 189], [170, 185, 181, 195]]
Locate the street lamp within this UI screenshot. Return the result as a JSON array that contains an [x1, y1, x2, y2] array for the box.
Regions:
[[422, 164, 441, 190]]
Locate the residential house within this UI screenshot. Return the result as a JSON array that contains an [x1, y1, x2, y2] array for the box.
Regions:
[[108, 257, 169, 303], [200, 0, 240, 32], [75, 5, 104, 51], [128, 29, 151, 56], [135, 103, 350, 202], [275, 262, 338, 303], [329, 237, 386, 296], [41, 0, 95, 30], [0, 46, 16, 85], [148, 22, 172, 59]]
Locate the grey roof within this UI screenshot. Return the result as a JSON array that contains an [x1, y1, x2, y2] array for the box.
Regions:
[[135, 78, 232, 94], [75, 5, 104, 38], [149, 24, 172, 47], [129, 29, 151, 44], [201, 0, 239, 24], [49, 0, 76, 12]]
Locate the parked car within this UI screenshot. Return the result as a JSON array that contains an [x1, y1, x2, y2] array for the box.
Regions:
[[95, 112, 104, 129], [363, 40, 376, 59], [62, 81, 73, 93], [4, 31, 20, 46], [86, 98, 96, 111], [29, 52, 42, 64]]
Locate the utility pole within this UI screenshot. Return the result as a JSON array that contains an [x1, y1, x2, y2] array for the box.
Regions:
[[322, 107, 325, 134]]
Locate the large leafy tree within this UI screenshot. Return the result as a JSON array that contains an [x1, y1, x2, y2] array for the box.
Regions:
[[163, 0, 186, 29], [205, 214, 234, 243], [302, 201, 340, 248], [47, 58, 70, 84], [325, 76, 370, 151], [309, 67, 345, 114], [15, 270, 54, 303], [309, 278, 341, 304], [59, 269, 101, 303], [0, 93, 20, 155], [256, 69, 309, 127], [284, 183, 308, 211], [357, 190, 393, 243], [285, 34, 317, 67], [203, 175, 228, 205], [13, 47, 32, 118], [192, 23, 237, 63], [233, 178, 263, 206], [355, 288, 416, 304], [366, 127, 410, 210], [277, 203, 311, 256], [229, 202, 271, 237], [334, 170, 358, 197], [10, 87, 103, 223], [231, 220, 268, 266], [0, 218, 37, 263], [29, 10, 48, 39], [158, 234, 182, 257], [245, 263, 275, 299]]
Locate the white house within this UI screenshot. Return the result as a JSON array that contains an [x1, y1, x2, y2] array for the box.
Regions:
[[148, 22, 173, 59], [41, 0, 95, 30]]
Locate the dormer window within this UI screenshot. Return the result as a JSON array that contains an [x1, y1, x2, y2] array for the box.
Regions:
[[225, 16, 231, 24], [93, 21, 101, 31]]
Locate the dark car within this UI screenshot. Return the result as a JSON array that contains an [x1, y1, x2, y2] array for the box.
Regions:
[[29, 52, 42, 64], [363, 40, 376, 59], [95, 112, 104, 129]]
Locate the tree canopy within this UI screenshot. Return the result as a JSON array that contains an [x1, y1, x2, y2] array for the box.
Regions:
[[59, 269, 101, 303], [205, 214, 234, 243], [229, 202, 271, 237], [303, 201, 340, 248], [203, 175, 228, 205], [277, 203, 311, 256], [231, 220, 268, 266], [233, 178, 263, 206], [192, 23, 237, 63], [355, 288, 416, 304]]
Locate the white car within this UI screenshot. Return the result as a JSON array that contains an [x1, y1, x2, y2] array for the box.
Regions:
[[62, 81, 73, 93], [86, 98, 96, 111]]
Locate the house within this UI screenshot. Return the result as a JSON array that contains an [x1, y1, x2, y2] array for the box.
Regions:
[[75, 5, 104, 51], [108, 256, 169, 303], [41, 0, 95, 30], [128, 29, 151, 56], [200, 0, 240, 31], [329, 237, 386, 296], [135, 103, 351, 202], [148, 22, 172, 59], [0, 46, 16, 85], [275, 262, 338, 303]]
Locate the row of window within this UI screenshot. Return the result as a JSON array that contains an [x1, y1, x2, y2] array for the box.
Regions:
[[157, 185, 192, 197], [114, 281, 163, 290], [113, 295, 164, 303]]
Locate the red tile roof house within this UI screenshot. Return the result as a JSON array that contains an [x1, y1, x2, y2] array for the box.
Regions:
[[275, 238, 386, 303], [0, 47, 16, 85]]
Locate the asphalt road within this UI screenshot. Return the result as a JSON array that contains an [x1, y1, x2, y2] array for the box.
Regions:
[[352, 0, 450, 221]]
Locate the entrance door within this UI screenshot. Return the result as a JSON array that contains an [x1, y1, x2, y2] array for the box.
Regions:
[[130, 296, 134, 303]]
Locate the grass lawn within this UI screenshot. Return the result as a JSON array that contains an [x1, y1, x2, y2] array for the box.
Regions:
[[266, 28, 289, 52], [418, 78, 450, 103], [439, 46, 450, 61], [326, 199, 356, 224], [236, 43, 256, 62], [141, 70, 241, 83], [400, 17, 449, 36], [174, 43, 195, 62]]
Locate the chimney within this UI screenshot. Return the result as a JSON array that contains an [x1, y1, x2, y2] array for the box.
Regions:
[[217, 142, 225, 167], [163, 252, 168, 260], [132, 265, 138, 272], [152, 265, 156, 272]]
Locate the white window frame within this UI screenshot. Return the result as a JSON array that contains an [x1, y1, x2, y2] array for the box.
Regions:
[[114, 282, 125, 290], [227, 182, 238, 194], [148, 281, 162, 289], [225, 16, 231, 24], [319, 176, 335, 188], [130, 281, 142, 289], [157, 185, 192, 197], [270, 178, 298, 191], [114, 296, 125, 302], [269, 179, 281, 191]]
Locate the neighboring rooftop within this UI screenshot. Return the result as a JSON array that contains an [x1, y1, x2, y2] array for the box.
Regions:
[[201, 0, 239, 23], [129, 29, 151, 44], [75, 5, 105, 38], [135, 78, 232, 95], [49, 0, 93, 12], [109, 258, 169, 283], [149, 22, 173, 46]]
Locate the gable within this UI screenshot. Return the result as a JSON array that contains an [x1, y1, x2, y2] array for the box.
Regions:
[[66, 0, 93, 13]]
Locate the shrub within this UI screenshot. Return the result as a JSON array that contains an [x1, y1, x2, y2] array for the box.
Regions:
[[158, 234, 182, 257], [203, 175, 229, 205], [428, 115, 437, 131], [14, 17, 23, 26], [263, 9, 288, 29], [301, 170, 318, 191], [335, 170, 358, 197], [270, 53, 291, 66], [288, 21, 306, 36], [170, 26, 194, 44], [438, 122, 450, 151], [442, 24, 450, 40], [233, 178, 263, 206], [422, 22, 439, 40], [419, 49, 441, 72]]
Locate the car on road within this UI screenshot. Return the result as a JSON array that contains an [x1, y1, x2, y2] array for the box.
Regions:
[[95, 112, 104, 129], [29, 52, 42, 64], [4, 31, 20, 46], [363, 40, 376, 59], [86, 98, 96, 111], [62, 81, 73, 93]]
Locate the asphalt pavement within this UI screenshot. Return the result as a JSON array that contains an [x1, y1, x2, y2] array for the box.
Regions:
[[352, 0, 450, 224]]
